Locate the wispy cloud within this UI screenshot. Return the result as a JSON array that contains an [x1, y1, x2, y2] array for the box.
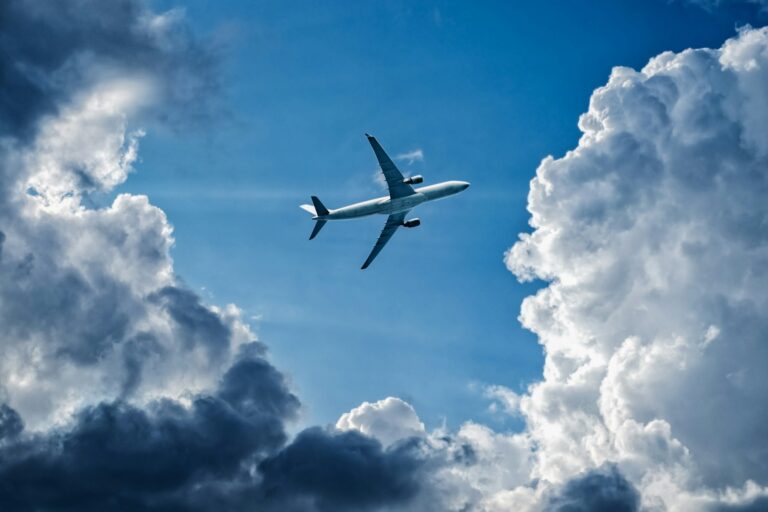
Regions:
[[370, 149, 423, 189], [395, 148, 424, 165], [684, 0, 768, 11], [484, 385, 521, 415]]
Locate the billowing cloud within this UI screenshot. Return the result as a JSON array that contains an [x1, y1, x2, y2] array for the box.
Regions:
[[336, 397, 426, 447], [0, 344, 299, 511], [544, 465, 640, 512], [0, 0, 218, 142], [501, 24, 768, 511], [0, 1, 429, 510], [0, 0, 231, 433], [257, 428, 426, 512]]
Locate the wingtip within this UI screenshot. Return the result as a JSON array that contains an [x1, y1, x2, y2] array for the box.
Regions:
[[365, 133, 373, 138]]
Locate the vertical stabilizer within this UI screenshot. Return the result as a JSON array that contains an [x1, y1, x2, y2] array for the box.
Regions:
[[311, 196, 329, 216]]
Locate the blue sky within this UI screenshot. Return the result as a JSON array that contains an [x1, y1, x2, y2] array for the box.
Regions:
[[118, 0, 766, 431]]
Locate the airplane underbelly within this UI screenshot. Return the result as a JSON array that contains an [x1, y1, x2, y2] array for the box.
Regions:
[[330, 202, 385, 219], [385, 194, 425, 213], [329, 194, 425, 219]]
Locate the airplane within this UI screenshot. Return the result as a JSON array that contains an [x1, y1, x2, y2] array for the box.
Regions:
[[300, 134, 470, 269]]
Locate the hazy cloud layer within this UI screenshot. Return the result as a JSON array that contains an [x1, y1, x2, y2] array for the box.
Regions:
[[686, 0, 768, 10]]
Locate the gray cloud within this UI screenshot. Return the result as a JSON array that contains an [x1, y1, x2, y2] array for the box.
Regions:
[[544, 465, 640, 512], [0, 343, 300, 512], [257, 428, 426, 512], [0, 0, 228, 430], [0, 2, 435, 511], [149, 286, 233, 357], [0, 0, 219, 141], [713, 497, 768, 511], [0, 404, 23, 441], [0, 346, 437, 512]]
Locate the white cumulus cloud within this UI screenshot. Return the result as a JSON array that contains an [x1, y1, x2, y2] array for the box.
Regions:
[[336, 397, 426, 447], [502, 24, 768, 510]]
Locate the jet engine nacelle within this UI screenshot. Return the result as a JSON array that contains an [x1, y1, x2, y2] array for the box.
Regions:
[[402, 218, 421, 228], [402, 175, 423, 185]]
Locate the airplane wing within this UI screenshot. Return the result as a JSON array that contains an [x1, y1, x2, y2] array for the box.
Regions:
[[361, 211, 408, 269], [366, 134, 416, 199]]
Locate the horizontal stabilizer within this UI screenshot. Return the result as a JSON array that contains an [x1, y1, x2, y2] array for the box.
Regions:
[[300, 204, 316, 215], [309, 220, 326, 240]]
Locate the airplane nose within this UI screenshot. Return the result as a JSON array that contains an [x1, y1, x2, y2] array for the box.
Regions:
[[460, 181, 470, 190]]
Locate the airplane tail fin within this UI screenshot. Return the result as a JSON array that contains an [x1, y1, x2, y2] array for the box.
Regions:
[[309, 220, 327, 240], [301, 196, 329, 240], [310, 196, 329, 216]]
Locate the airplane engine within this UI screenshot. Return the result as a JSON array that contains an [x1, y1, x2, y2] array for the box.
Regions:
[[402, 175, 423, 185], [402, 218, 421, 228]]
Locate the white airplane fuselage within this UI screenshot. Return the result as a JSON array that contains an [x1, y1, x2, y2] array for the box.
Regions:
[[312, 180, 470, 220]]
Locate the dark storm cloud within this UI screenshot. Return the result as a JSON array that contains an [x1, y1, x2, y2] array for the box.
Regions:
[[257, 428, 425, 512], [0, 404, 23, 440], [0, 343, 301, 512], [544, 465, 641, 512], [0, 0, 219, 141], [0, 343, 431, 512]]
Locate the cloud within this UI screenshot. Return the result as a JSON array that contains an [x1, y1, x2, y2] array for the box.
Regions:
[[257, 428, 426, 512], [484, 384, 522, 415], [685, 0, 768, 11], [334, 400, 536, 512], [336, 397, 426, 447], [0, 2, 431, 511], [0, 0, 237, 433], [544, 465, 640, 512], [372, 149, 423, 189], [0, 0, 219, 141], [395, 148, 424, 165], [0, 404, 23, 441], [714, 496, 768, 512], [0, 344, 299, 511], [501, 24, 768, 510]]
